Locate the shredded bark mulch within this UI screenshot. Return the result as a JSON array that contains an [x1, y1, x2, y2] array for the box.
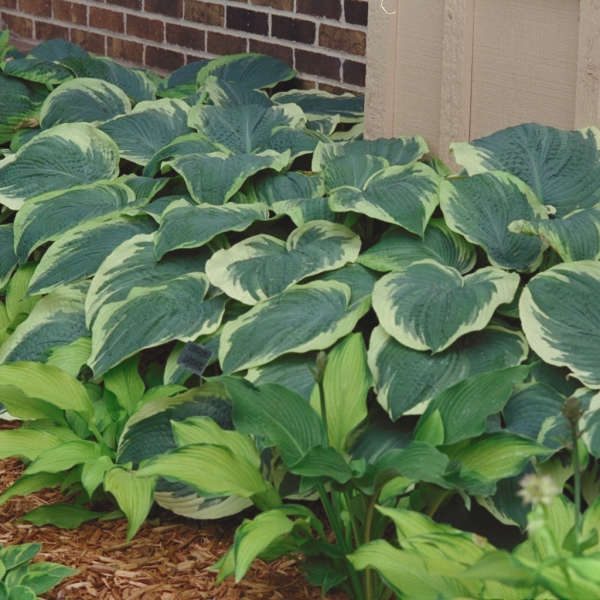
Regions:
[[0, 431, 348, 599]]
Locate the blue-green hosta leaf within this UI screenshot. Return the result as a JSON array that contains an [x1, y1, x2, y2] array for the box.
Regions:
[[100, 98, 190, 166], [13, 181, 136, 263], [320, 153, 388, 191], [0, 282, 88, 364], [39, 77, 131, 128], [8, 127, 42, 152], [509, 206, 600, 262], [60, 55, 156, 102], [85, 235, 221, 376], [196, 53, 295, 90], [122, 175, 169, 206], [329, 163, 441, 236], [415, 366, 530, 445], [206, 221, 361, 304], [520, 260, 600, 388], [2, 58, 72, 87], [0, 123, 120, 211], [219, 280, 365, 373], [0, 224, 17, 290], [0, 76, 41, 144], [272, 89, 363, 122], [202, 75, 273, 108], [143, 195, 192, 221], [154, 201, 269, 260], [581, 391, 600, 458], [440, 171, 547, 272], [368, 324, 528, 419], [318, 263, 378, 310], [29, 38, 88, 61], [246, 355, 317, 400], [28, 216, 156, 295], [157, 60, 207, 98], [358, 219, 476, 273], [452, 123, 600, 217], [167, 150, 289, 205], [373, 260, 519, 353]]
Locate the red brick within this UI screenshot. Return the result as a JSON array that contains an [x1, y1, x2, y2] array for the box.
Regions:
[[145, 0, 182, 18], [107, 35, 143, 63], [0, 0, 17, 9], [295, 49, 340, 80], [226, 6, 268, 35], [166, 23, 204, 51], [20, 0, 50, 16], [106, 0, 141, 9], [184, 0, 223, 26], [1, 12, 32, 37], [70, 28, 105, 53], [250, 0, 292, 9], [89, 6, 124, 33], [319, 82, 356, 95], [145, 45, 184, 72], [126, 14, 163, 42], [54, 0, 87, 25], [344, 0, 368, 26], [35, 20, 69, 39], [319, 24, 366, 55], [249, 39, 292, 66], [343, 59, 365, 86], [297, 0, 341, 19], [207, 31, 246, 55], [271, 15, 315, 44]]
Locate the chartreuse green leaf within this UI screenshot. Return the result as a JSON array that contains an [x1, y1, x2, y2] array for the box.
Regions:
[[373, 260, 519, 353], [5, 263, 38, 324], [218, 280, 364, 373], [13, 180, 136, 262], [520, 261, 600, 388], [27, 216, 155, 295], [452, 123, 600, 216], [5, 584, 37, 600], [154, 201, 269, 259], [440, 171, 548, 272], [6, 562, 77, 595], [39, 77, 131, 128], [510, 206, 600, 262], [0, 123, 120, 211], [0, 282, 88, 364], [415, 366, 530, 445], [81, 455, 114, 498], [20, 504, 100, 530], [272, 89, 363, 122], [0, 362, 92, 417], [24, 440, 101, 475], [206, 221, 360, 305], [0, 544, 40, 574], [196, 53, 295, 90], [0, 386, 64, 422], [2, 58, 72, 87], [100, 99, 190, 166], [46, 337, 91, 378], [358, 219, 476, 273], [0, 472, 64, 507], [103, 356, 145, 414], [103, 468, 156, 540], [222, 377, 325, 467], [329, 162, 441, 236]]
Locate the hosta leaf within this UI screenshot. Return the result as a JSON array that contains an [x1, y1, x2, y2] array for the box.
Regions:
[[219, 280, 364, 373], [206, 221, 360, 304], [246, 355, 317, 401], [13, 181, 136, 262], [196, 53, 295, 90], [0, 543, 41, 570], [320, 154, 388, 191], [103, 356, 145, 414], [2, 58, 72, 87], [39, 77, 131, 128], [319, 263, 378, 309], [0, 428, 65, 461], [100, 98, 190, 166], [6, 263, 38, 323], [0, 123, 120, 211], [358, 219, 476, 273], [509, 206, 600, 261], [142, 133, 217, 177], [46, 336, 92, 378], [168, 150, 289, 205], [200, 76, 273, 108], [154, 201, 269, 260], [452, 123, 600, 216], [157, 60, 207, 98], [0, 224, 17, 290], [24, 440, 101, 475], [373, 260, 519, 352], [8, 562, 77, 595], [21, 504, 100, 529], [28, 216, 156, 295], [0, 282, 88, 364], [0, 385, 65, 422], [440, 171, 547, 272], [29, 38, 89, 61], [272, 89, 364, 122], [520, 260, 600, 388], [368, 324, 528, 419], [329, 163, 440, 236], [122, 175, 169, 206], [0, 472, 63, 507]]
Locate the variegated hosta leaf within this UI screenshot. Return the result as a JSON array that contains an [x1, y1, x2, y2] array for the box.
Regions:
[[246, 354, 317, 400], [167, 150, 290, 205], [0, 282, 88, 364], [122, 175, 169, 206], [202, 76, 273, 108], [319, 263, 378, 310], [373, 260, 519, 353], [321, 153, 388, 191], [251, 171, 331, 226], [0, 224, 17, 290], [0, 74, 42, 145], [196, 52, 295, 90], [452, 123, 600, 216], [29, 38, 89, 61], [0, 123, 120, 210], [219, 279, 366, 373], [100, 98, 191, 166], [39, 77, 131, 129], [206, 221, 361, 305], [28, 216, 156, 295], [143, 195, 193, 221], [358, 219, 476, 273], [86, 234, 222, 376], [154, 201, 269, 260], [2, 58, 73, 87], [368, 324, 528, 419], [509, 206, 600, 262], [157, 60, 207, 99], [329, 163, 441, 236], [13, 181, 136, 263], [440, 171, 547, 272], [272, 89, 364, 122], [520, 260, 600, 388]]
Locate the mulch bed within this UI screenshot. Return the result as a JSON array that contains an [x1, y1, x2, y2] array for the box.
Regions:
[[0, 424, 348, 599]]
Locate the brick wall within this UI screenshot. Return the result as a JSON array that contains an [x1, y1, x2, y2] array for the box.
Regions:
[[0, 0, 368, 93]]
